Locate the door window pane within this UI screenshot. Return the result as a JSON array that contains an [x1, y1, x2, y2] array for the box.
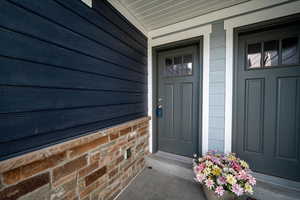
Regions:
[[247, 43, 261, 69], [183, 54, 193, 75], [165, 57, 174, 76], [282, 37, 299, 65], [264, 40, 279, 67], [165, 57, 173, 66], [164, 55, 193, 77]]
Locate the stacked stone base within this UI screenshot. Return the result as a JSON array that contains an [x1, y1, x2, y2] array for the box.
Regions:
[[0, 117, 150, 200]]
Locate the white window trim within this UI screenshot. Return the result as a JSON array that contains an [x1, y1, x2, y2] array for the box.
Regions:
[[148, 25, 212, 155], [224, 1, 300, 153]]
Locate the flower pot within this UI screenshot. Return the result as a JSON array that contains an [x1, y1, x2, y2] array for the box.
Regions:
[[203, 186, 235, 200]]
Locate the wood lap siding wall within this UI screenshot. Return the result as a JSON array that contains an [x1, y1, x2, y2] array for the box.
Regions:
[[0, 0, 148, 160]]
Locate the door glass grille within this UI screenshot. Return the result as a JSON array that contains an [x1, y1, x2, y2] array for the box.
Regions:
[[164, 54, 193, 77], [246, 36, 299, 69]]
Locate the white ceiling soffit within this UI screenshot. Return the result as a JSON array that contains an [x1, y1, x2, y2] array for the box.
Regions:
[[108, 0, 250, 31], [107, 0, 295, 37]]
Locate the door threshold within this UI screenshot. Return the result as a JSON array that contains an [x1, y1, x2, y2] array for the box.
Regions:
[[253, 172, 300, 192]]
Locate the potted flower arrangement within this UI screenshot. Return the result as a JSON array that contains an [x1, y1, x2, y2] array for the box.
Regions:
[[193, 151, 256, 200]]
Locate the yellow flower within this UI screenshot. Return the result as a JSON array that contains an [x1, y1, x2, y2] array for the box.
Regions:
[[226, 174, 237, 185], [205, 160, 213, 167], [244, 183, 253, 194], [203, 167, 211, 176], [240, 160, 249, 168], [212, 166, 222, 176], [228, 155, 236, 161]]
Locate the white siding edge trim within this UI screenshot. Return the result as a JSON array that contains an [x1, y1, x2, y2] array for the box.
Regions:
[[224, 1, 300, 154], [81, 0, 92, 8], [149, 24, 212, 155], [147, 38, 153, 153], [106, 0, 148, 36]]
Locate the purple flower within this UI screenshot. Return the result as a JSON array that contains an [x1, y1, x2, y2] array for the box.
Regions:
[[211, 157, 221, 165], [215, 186, 225, 196], [232, 184, 244, 196], [217, 176, 226, 185]]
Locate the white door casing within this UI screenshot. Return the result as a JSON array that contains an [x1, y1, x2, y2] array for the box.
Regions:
[[148, 25, 212, 155]]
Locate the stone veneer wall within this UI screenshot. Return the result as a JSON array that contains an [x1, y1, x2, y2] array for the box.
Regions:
[[0, 117, 150, 200]]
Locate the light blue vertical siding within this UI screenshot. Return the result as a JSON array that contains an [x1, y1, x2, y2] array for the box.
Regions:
[[208, 21, 226, 152]]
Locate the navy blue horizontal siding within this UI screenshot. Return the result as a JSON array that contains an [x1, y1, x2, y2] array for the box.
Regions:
[[0, 0, 148, 160], [92, 0, 147, 48]]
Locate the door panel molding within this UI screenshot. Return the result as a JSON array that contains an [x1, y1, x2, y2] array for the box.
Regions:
[[275, 77, 300, 161], [244, 78, 265, 154]]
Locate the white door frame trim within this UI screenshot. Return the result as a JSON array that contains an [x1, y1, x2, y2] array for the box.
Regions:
[[224, 1, 300, 153], [148, 25, 212, 155]]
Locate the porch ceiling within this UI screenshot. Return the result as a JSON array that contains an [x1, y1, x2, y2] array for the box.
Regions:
[[110, 0, 250, 31]]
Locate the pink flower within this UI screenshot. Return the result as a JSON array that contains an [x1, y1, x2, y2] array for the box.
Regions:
[[215, 186, 225, 196], [236, 170, 248, 180], [196, 163, 206, 172], [231, 161, 242, 171], [205, 155, 212, 160], [248, 175, 256, 186], [196, 173, 206, 183], [232, 184, 244, 196], [217, 176, 226, 185], [205, 179, 214, 189]]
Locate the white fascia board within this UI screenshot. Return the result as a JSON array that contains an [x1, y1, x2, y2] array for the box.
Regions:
[[106, 0, 148, 36], [224, 0, 300, 29], [149, 0, 290, 38], [151, 25, 211, 47]]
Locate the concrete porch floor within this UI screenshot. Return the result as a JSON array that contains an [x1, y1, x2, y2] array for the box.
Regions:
[[116, 167, 206, 200], [116, 152, 300, 200]]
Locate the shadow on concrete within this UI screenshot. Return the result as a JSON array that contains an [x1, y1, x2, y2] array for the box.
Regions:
[[116, 167, 206, 200]]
